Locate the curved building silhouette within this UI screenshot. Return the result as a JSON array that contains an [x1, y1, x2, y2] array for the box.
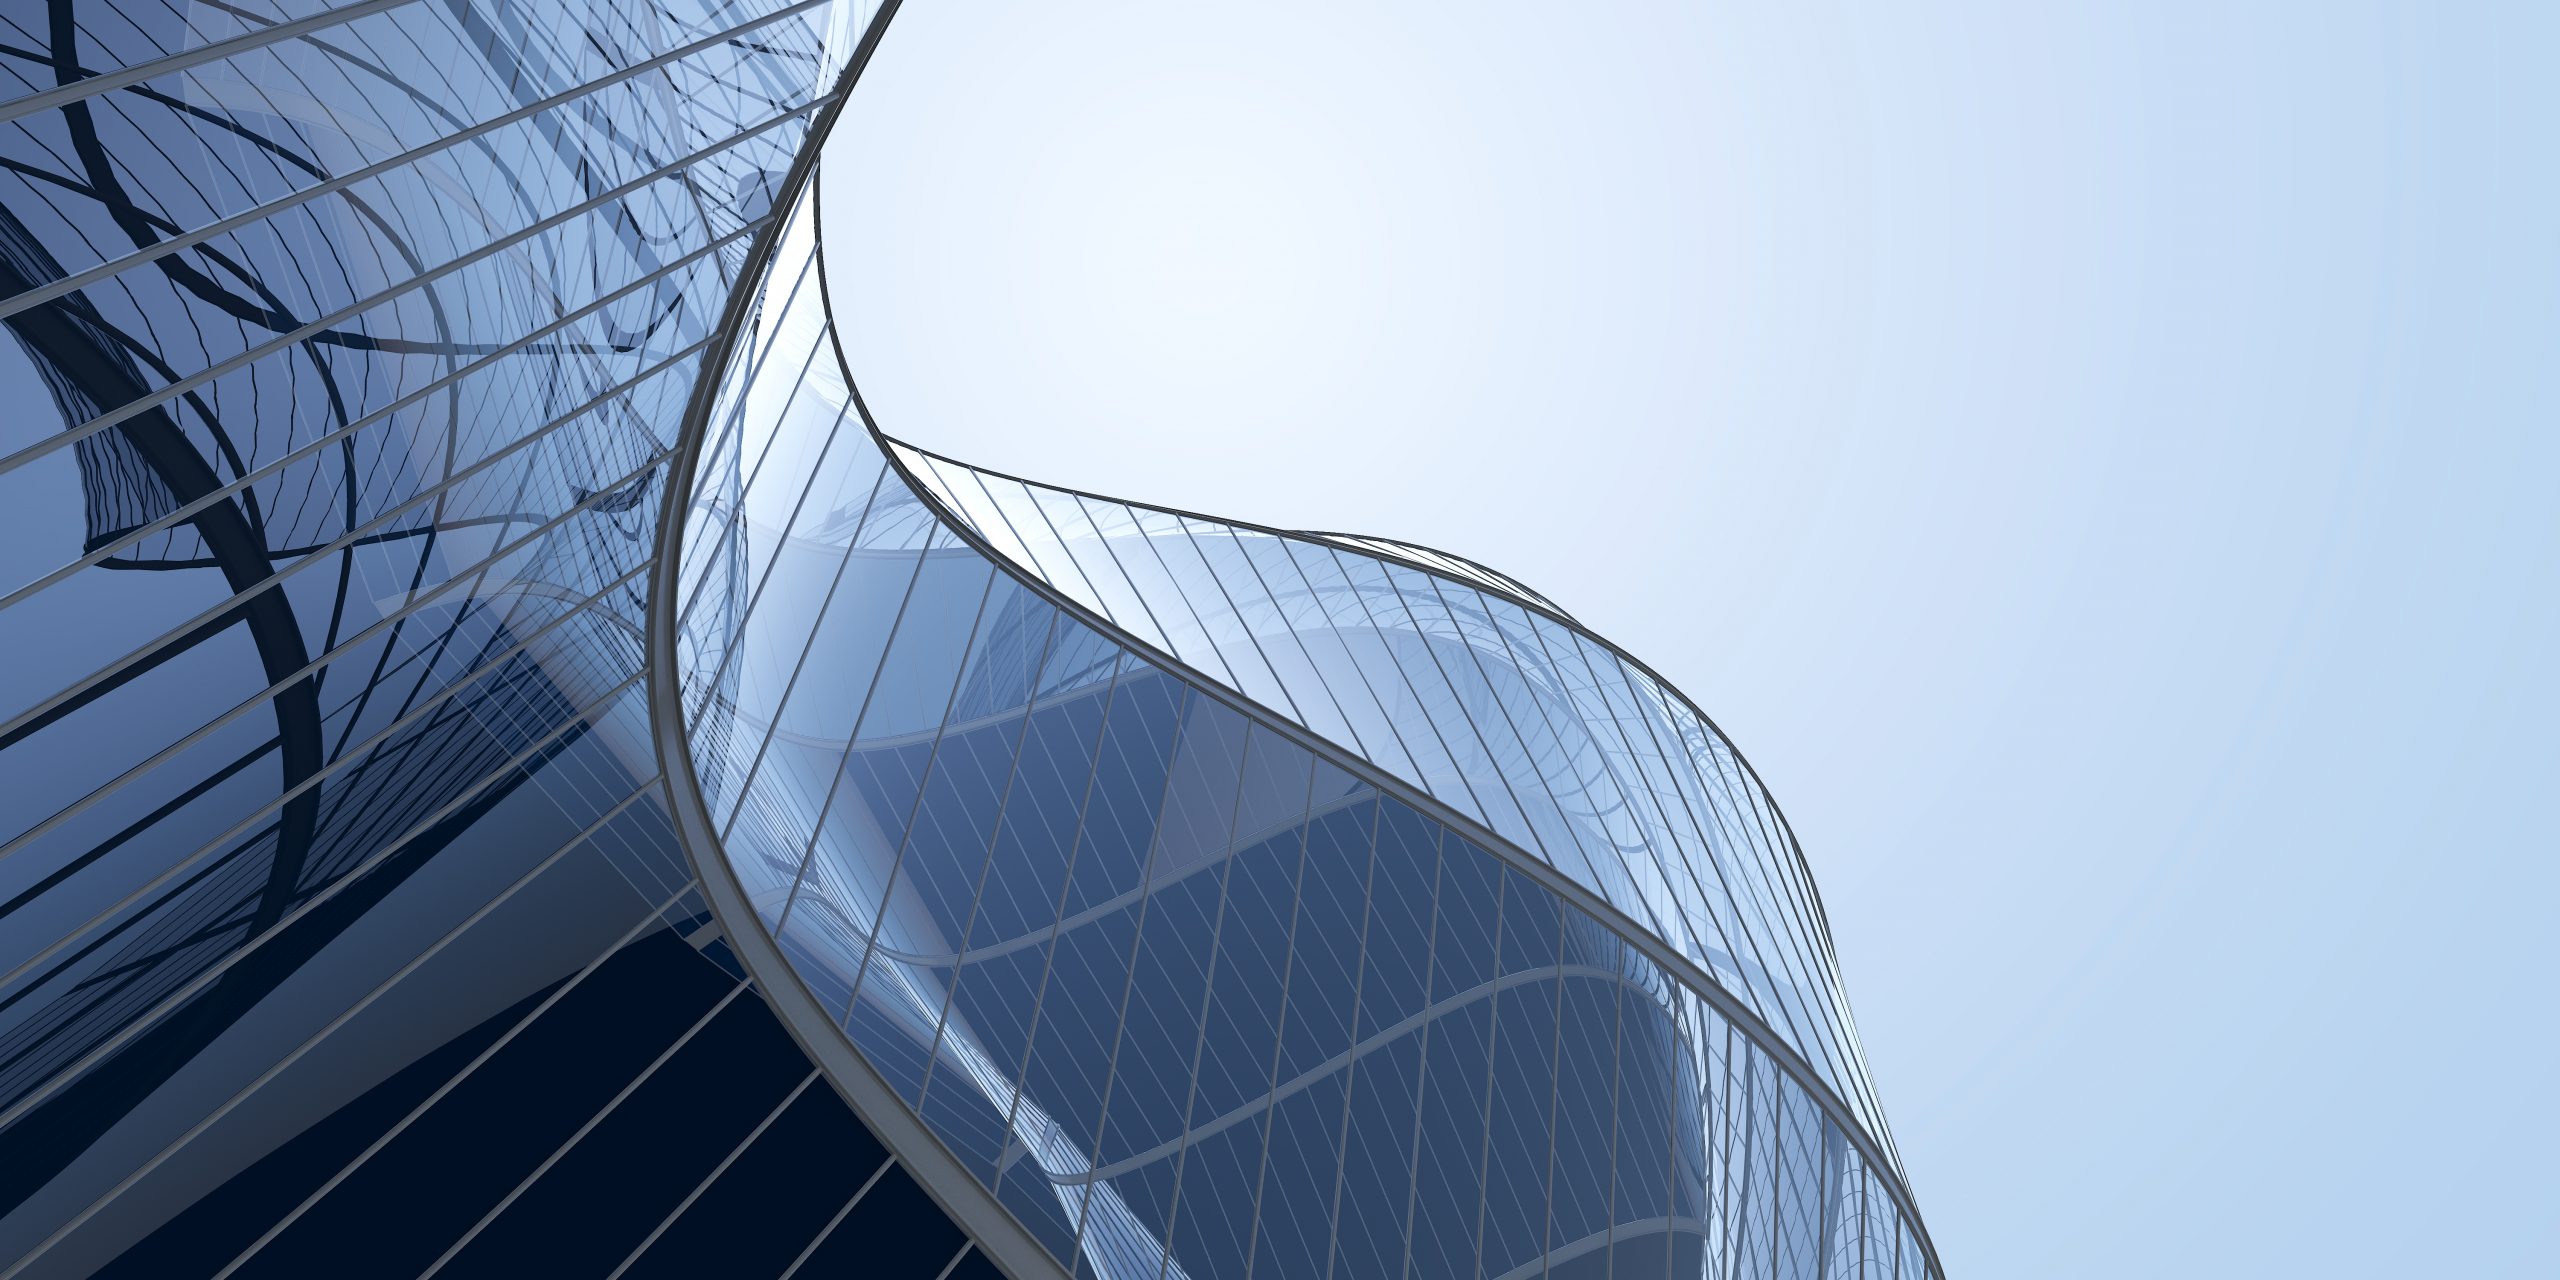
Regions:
[[0, 1, 1940, 1276]]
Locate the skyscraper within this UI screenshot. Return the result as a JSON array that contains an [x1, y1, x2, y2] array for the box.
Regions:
[[0, 2, 1940, 1275]]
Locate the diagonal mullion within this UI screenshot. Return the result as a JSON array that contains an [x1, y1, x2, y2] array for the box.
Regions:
[[210, 879, 703, 1279], [0, 777, 663, 1280], [0, 213, 761, 615], [0, 0, 833, 326], [0, 555, 650, 1002], [0, 667, 649, 1138], [0, 90, 834, 483], [0, 339, 700, 756], [0, 0, 419, 127]]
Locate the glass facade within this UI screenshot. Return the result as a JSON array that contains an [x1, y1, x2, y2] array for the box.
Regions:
[[0, 3, 999, 1276], [0, 1, 1942, 1274], [670, 162, 1942, 1278], [892, 442, 1894, 1149]]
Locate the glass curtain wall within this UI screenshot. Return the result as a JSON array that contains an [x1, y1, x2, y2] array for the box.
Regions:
[[0, 4, 982, 1275], [674, 172, 1941, 1280]]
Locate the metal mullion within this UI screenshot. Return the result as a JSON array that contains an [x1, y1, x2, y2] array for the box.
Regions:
[[1667, 716, 1844, 1089], [2, 214, 752, 613], [1168, 516, 1317, 729], [964, 469, 1113, 621], [0, 668, 649, 1137], [1215, 532, 1380, 768], [211, 878, 701, 1278], [933, 1241, 979, 1280], [8, 414, 657, 846], [762, 535, 936, 941], [1322, 550, 1520, 857], [0, 90, 835, 482], [1264, 540, 1436, 787], [1391, 827, 1447, 1280], [1570, 641, 1833, 1092], [1603, 703, 1779, 1022], [1313, 796, 1385, 1280], [776, 1153, 898, 1280], [605, 1066, 823, 1280], [919, 458, 1039, 574], [1150, 724, 1279, 1280], [676, 426, 886, 730], [673, 251, 826, 592], [699, 310, 845, 601], [1661, 994, 1689, 1280], [1700, 718, 1833, 982], [913, 612, 1062, 1107], [0, 338, 704, 753], [3, 529, 652, 878], [831, 566, 1003, 1029], [1726, 1039, 1757, 1280], [1413, 575, 1646, 939], [1714, 1016, 1738, 1280], [1074, 496, 1236, 689], [1, 559, 650, 996], [1465, 872, 1510, 1279], [1510, 607, 1759, 1039], [0, 0, 419, 127], [1232, 746, 1319, 1280], [1630, 686, 1835, 1042], [699, 402, 866, 840], [1305, 545, 1499, 825], [414, 981, 755, 1279], [1766, 1068, 1787, 1280], [1062, 684, 1200, 1274], [1598, 938, 1628, 1280], [1004, 480, 1173, 656], [0, 776, 662, 1278], [982, 659, 1124, 1221], [1535, 922, 1567, 1278]]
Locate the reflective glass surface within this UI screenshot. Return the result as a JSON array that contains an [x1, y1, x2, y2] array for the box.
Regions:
[[891, 443, 1897, 1151], [676, 181, 1941, 1280], [0, 3, 985, 1273]]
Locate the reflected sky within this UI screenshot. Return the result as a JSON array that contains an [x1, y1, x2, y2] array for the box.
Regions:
[[821, 2, 2560, 1276]]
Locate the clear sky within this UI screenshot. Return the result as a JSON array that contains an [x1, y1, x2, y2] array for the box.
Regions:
[[820, 2, 2559, 1274]]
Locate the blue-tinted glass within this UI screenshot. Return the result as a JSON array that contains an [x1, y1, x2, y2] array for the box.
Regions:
[[1477, 874, 1563, 1276], [1248, 1070, 1350, 1280], [1280, 540, 1483, 818], [1549, 944, 1625, 1261], [1182, 522, 1365, 751], [1075, 497, 1237, 689]]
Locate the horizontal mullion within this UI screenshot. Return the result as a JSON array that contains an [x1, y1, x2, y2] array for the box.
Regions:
[[0, 333, 710, 750], [0, 215, 762, 612], [0, 775, 665, 1279], [0, 0, 418, 127], [0, 90, 834, 482], [0, 0, 833, 326], [0, 666, 650, 1138], [0, 554, 654, 998]]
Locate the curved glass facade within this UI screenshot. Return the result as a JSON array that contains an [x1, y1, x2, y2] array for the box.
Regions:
[[1, 1, 1943, 1274], [0, 3, 996, 1276], [890, 443, 1893, 1152], [669, 157, 1942, 1278]]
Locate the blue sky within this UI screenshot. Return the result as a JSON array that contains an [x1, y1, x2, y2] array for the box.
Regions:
[[822, 2, 2559, 1274]]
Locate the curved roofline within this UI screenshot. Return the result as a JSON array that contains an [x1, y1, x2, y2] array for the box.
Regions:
[[1293, 527, 1578, 619], [646, 11, 1940, 1268], [644, 8, 1074, 1280], [816, 268, 1935, 1270], [875, 432, 1851, 981]]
